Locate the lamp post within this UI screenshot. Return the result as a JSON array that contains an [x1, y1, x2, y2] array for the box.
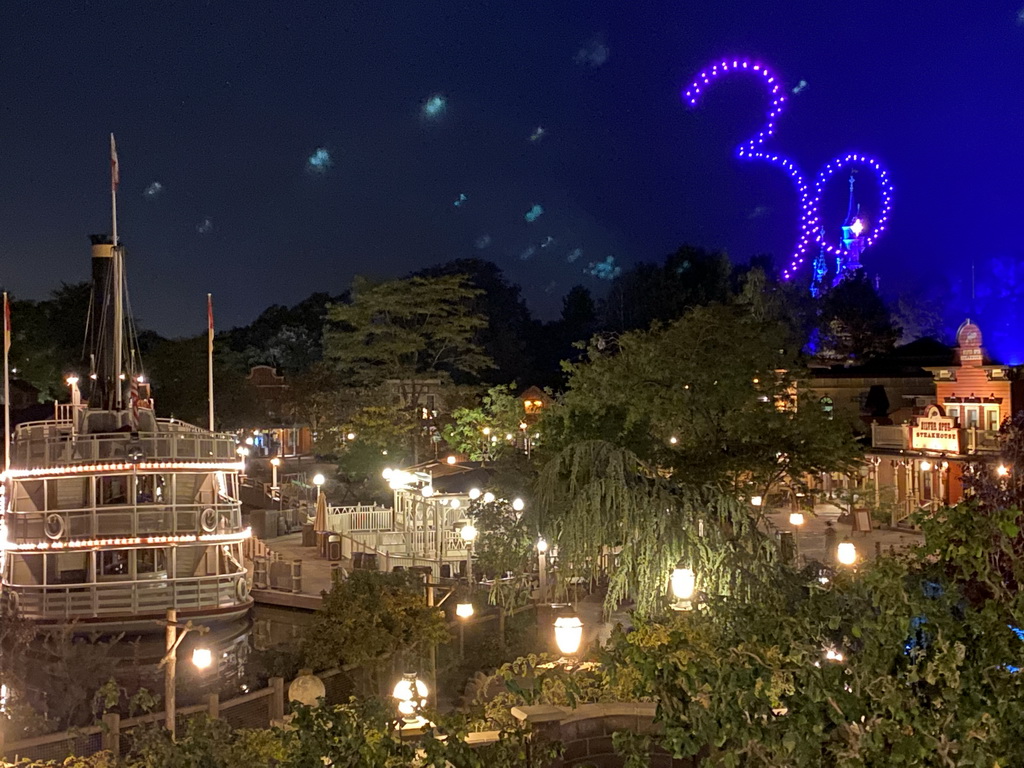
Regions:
[[537, 537, 549, 603], [789, 512, 805, 561], [313, 472, 325, 505], [392, 672, 429, 730], [270, 457, 280, 491], [65, 375, 81, 408], [456, 602, 474, 659], [160, 608, 210, 739], [237, 446, 250, 479], [460, 521, 477, 587], [837, 540, 857, 567], [553, 611, 583, 663], [670, 561, 696, 611]]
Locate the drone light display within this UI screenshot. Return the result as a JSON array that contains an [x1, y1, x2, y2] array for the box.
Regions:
[[683, 59, 893, 281]]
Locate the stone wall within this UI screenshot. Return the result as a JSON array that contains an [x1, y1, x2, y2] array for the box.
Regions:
[[511, 703, 696, 768]]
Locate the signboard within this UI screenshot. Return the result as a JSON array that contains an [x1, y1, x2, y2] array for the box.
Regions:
[[911, 405, 960, 452]]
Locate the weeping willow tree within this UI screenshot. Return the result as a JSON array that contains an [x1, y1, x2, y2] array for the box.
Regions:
[[538, 440, 780, 617]]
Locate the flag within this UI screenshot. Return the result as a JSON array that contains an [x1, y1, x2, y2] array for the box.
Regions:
[[110, 133, 119, 192], [3, 293, 10, 356]]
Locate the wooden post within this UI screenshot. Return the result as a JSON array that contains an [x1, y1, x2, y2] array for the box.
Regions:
[[268, 677, 285, 723], [291, 559, 302, 593], [165, 607, 177, 739], [206, 693, 220, 719], [101, 712, 120, 754]]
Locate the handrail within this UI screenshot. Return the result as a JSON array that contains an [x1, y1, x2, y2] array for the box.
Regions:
[[5, 502, 242, 541]]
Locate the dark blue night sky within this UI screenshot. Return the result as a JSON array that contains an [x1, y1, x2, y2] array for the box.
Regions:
[[1, 1, 1023, 359]]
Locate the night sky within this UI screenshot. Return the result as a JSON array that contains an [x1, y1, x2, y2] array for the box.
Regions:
[[2, 1, 1024, 357]]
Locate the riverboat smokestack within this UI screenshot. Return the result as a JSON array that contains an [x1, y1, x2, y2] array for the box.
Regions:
[[87, 233, 119, 409]]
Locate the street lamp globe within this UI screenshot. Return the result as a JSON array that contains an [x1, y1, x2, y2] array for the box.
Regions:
[[553, 614, 583, 656], [449, 498, 461, 510], [191, 647, 213, 670], [313, 473, 325, 487], [421, 485, 434, 498], [512, 498, 525, 512], [536, 537, 549, 554], [483, 492, 496, 504], [997, 464, 1010, 477], [460, 523, 478, 543], [788, 512, 805, 527], [270, 457, 281, 468], [456, 602, 474, 619], [382, 468, 393, 480], [670, 564, 695, 602], [468, 488, 481, 500], [750, 495, 763, 507], [392, 673, 428, 721], [837, 541, 857, 566]]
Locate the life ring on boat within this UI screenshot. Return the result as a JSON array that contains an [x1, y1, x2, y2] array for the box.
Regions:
[[200, 508, 218, 533], [236, 578, 250, 601], [44, 513, 65, 540]]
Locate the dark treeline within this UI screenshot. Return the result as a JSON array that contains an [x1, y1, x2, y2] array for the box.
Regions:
[[4, 245, 917, 430]]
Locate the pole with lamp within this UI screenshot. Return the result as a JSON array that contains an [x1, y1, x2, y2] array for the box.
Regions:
[[456, 601, 474, 659], [270, 457, 280, 492], [160, 608, 212, 740], [553, 609, 584, 668], [236, 446, 250, 480], [670, 560, 696, 611], [460, 520, 477, 588], [392, 672, 430, 732], [536, 537, 549, 603], [789, 511, 805, 563]]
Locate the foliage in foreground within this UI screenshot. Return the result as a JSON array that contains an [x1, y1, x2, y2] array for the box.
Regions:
[[604, 498, 1024, 767], [4, 700, 559, 768]]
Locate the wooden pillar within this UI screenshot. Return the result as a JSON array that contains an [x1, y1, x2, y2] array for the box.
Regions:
[[101, 712, 120, 755], [269, 677, 285, 723], [206, 693, 220, 719]]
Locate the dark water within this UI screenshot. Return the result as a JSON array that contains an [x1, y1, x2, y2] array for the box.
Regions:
[[2, 605, 313, 734]]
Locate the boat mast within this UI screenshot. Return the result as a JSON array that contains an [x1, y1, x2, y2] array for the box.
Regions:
[[111, 134, 123, 410]]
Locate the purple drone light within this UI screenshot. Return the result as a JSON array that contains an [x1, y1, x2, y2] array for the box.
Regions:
[[683, 58, 893, 280]]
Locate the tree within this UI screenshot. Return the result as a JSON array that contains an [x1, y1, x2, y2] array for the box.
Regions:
[[415, 259, 541, 386], [324, 275, 492, 460], [600, 245, 733, 333], [302, 570, 450, 687], [544, 300, 860, 498], [815, 272, 899, 362], [442, 385, 526, 462]]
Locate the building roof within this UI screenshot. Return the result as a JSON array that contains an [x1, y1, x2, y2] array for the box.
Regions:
[[811, 337, 955, 379]]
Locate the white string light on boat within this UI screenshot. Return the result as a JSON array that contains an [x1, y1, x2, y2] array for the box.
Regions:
[[1, 460, 246, 481], [0, 527, 252, 551]]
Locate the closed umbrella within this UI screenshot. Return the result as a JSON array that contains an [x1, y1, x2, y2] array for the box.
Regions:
[[313, 489, 329, 534]]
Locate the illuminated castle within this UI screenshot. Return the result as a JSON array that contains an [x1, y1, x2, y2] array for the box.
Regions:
[[810, 174, 869, 297]]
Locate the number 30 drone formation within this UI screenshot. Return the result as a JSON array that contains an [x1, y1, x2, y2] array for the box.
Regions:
[[683, 59, 893, 295]]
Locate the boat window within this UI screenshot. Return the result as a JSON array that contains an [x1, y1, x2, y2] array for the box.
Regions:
[[47, 478, 90, 510], [98, 550, 129, 578], [136, 548, 166, 575], [9, 553, 44, 586], [96, 475, 131, 506], [136, 474, 168, 504], [45, 553, 89, 585], [12, 480, 44, 512]]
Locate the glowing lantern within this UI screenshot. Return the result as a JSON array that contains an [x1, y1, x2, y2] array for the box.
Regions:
[[553, 615, 583, 656]]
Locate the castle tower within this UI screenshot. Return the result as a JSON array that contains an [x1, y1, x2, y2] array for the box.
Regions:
[[832, 174, 868, 287]]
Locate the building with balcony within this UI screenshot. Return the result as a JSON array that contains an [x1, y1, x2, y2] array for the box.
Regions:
[[865, 320, 1022, 526]]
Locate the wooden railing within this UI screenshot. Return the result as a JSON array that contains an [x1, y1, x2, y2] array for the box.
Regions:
[[8, 573, 249, 621], [0, 667, 356, 763], [6, 503, 242, 542], [12, 430, 238, 469]]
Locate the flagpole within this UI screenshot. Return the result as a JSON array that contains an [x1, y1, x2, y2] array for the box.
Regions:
[[3, 292, 11, 474], [207, 294, 215, 432], [110, 133, 119, 247]]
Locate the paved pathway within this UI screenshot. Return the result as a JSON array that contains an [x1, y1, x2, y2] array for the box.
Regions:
[[765, 501, 922, 565]]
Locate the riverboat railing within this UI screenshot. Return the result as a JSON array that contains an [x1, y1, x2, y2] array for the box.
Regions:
[[7, 572, 249, 621], [11, 420, 239, 470], [6, 502, 242, 542]]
